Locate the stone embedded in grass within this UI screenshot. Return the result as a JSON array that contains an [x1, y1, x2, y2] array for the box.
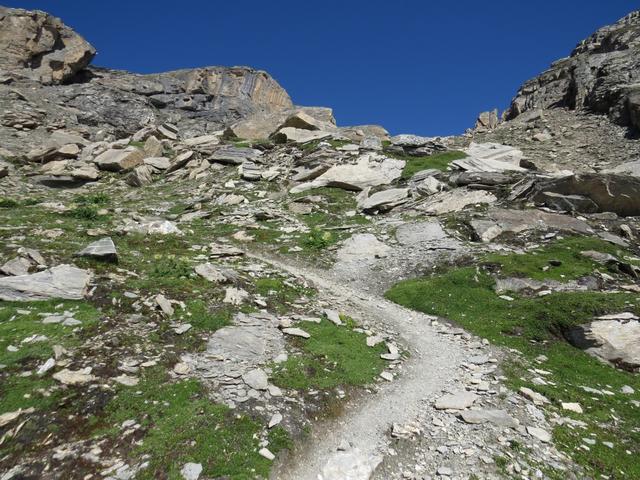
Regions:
[[155, 294, 174, 316], [561, 402, 583, 414], [173, 323, 192, 335], [0, 265, 91, 301], [180, 462, 203, 480], [526, 426, 552, 443], [323, 308, 342, 326], [0, 408, 35, 428], [282, 327, 310, 338], [36, 358, 55, 375], [53, 367, 95, 385], [194, 263, 234, 283], [74, 237, 118, 263], [223, 287, 249, 305], [114, 374, 139, 386], [258, 447, 275, 461], [519, 387, 550, 406]]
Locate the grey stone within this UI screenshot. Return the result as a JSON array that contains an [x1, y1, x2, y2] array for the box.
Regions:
[[209, 146, 263, 165], [0, 7, 95, 84], [242, 368, 269, 390], [75, 237, 117, 263], [566, 319, 640, 372], [180, 463, 202, 480], [0, 265, 90, 301], [94, 147, 145, 172], [358, 188, 410, 213], [460, 409, 518, 428], [435, 391, 478, 410]]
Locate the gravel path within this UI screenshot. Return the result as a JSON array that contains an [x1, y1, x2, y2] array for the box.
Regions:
[[247, 252, 468, 480]]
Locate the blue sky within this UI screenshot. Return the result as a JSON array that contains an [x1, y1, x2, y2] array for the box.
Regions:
[[5, 1, 638, 135]]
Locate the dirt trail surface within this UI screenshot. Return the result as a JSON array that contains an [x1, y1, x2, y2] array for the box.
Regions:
[[246, 252, 468, 480]]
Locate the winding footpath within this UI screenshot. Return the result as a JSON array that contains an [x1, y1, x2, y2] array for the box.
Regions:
[[247, 252, 468, 480]]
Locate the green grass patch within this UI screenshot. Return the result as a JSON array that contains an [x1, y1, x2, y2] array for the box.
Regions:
[[483, 236, 627, 281], [385, 240, 640, 478], [102, 368, 285, 479], [0, 301, 101, 416], [272, 319, 387, 390], [390, 150, 467, 178]]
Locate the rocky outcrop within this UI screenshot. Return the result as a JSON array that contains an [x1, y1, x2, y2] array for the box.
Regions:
[[0, 7, 95, 84], [505, 11, 640, 131]]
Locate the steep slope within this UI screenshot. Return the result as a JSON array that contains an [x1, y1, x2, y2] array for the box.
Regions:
[[506, 11, 640, 130]]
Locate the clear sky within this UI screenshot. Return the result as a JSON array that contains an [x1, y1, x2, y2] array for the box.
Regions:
[[4, 1, 638, 136]]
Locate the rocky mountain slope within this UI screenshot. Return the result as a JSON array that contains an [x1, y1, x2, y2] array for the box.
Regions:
[[0, 6, 639, 480]]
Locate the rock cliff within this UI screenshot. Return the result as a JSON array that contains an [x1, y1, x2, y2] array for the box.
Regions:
[[506, 11, 640, 131]]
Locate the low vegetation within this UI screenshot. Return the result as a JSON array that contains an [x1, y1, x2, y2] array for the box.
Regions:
[[385, 237, 640, 478], [102, 368, 286, 479], [272, 318, 387, 390], [385, 150, 467, 178]]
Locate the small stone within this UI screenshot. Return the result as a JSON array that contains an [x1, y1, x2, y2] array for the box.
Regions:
[[527, 426, 552, 443], [173, 363, 190, 375], [173, 323, 192, 335], [268, 412, 283, 428], [324, 309, 342, 325], [561, 402, 583, 414], [180, 462, 203, 480], [282, 327, 310, 338], [53, 367, 95, 385], [114, 374, 139, 386], [259, 447, 275, 461], [242, 368, 269, 390], [621, 385, 635, 394], [155, 294, 174, 316], [437, 466, 453, 476], [519, 387, 549, 405], [435, 392, 478, 410], [380, 372, 394, 382], [36, 358, 55, 375]]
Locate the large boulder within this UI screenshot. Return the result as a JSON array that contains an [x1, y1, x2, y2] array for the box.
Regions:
[[94, 147, 146, 172], [530, 174, 640, 217], [290, 155, 405, 193], [0, 7, 95, 84], [0, 265, 91, 301], [567, 316, 640, 372]]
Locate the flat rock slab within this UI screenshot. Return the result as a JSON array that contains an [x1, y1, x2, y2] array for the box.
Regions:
[[206, 313, 285, 364], [460, 409, 518, 428], [0, 265, 90, 301], [75, 237, 117, 263], [470, 207, 592, 242], [394, 221, 453, 246], [435, 391, 478, 410], [291, 156, 404, 193], [336, 234, 392, 263], [320, 448, 382, 480], [422, 189, 497, 215], [567, 319, 640, 371]]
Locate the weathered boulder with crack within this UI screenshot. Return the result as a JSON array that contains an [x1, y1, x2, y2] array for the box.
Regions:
[[567, 316, 640, 372], [0, 6, 96, 84], [529, 173, 640, 217], [505, 11, 640, 132], [0, 264, 91, 301]]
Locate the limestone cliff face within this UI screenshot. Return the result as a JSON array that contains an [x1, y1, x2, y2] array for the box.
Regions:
[[506, 11, 640, 131], [0, 6, 294, 139], [0, 6, 96, 84]]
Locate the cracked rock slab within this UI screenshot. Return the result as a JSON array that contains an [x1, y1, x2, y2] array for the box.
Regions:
[[0, 265, 91, 301]]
